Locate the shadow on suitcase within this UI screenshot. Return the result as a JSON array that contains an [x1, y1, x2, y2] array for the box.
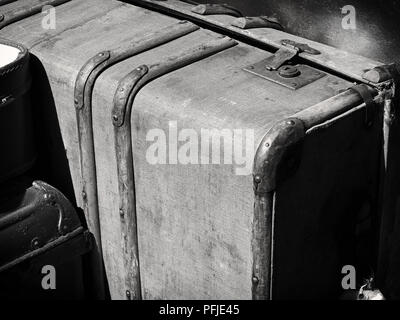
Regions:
[[0, 52, 109, 300]]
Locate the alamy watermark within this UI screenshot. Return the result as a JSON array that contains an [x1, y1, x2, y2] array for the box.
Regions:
[[41, 265, 56, 290], [341, 5, 357, 30], [145, 121, 255, 176], [341, 265, 356, 290], [41, 5, 56, 30]]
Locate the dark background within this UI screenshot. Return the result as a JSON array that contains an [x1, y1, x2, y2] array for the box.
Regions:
[[195, 0, 400, 64]]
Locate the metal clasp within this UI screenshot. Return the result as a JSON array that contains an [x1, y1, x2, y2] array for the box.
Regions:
[[264, 39, 321, 71], [244, 40, 324, 90]]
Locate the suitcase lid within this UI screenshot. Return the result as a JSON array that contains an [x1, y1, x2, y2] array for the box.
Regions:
[[130, 0, 386, 85]]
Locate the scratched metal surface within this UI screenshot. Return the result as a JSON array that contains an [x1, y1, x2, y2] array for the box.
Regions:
[[195, 0, 400, 64]]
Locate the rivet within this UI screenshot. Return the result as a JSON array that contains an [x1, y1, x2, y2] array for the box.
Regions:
[[119, 87, 125, 92], [279, 65, 300, 78], [74, 98, 79, 105], [99, 52, 104, 56], [119, 209, 124, 217], [287, 120, 295, 126], [31, 238, 40, 249], [252, 276, 259, 284], [254, 175, 262, 184], [44, 193, 56, 204], [113, 114, 119, 122], [265, 142, 270, 147], [126, 290, 131, 300], [82, 190, 87, 200]]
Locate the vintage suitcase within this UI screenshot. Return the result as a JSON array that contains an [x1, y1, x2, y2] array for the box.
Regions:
[[1, 0, 397, 300], [0, 38, 36, 183], [0, 179, 93, 299]]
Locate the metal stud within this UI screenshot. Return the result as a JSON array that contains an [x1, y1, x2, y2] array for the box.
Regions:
[[31, 238, 40, 249]]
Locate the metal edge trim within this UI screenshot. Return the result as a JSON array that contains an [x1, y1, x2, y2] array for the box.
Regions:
[[0, 227, 86, 273], [112, 37, 238, 300], [73, 21, 200, 265]]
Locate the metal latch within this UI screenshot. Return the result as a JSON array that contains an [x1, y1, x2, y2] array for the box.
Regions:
[[244, 39, 325, 90], [264, 39, 321, 70]]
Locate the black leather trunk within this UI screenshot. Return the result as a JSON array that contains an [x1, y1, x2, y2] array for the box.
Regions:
[[0, 39, 36, 183]]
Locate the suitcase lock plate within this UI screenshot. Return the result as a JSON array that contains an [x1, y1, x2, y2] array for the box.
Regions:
[[244, 39, 325, 90], [244, 62, 325, 90]]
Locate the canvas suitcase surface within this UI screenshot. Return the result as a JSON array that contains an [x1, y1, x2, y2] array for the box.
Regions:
[[0, 179, 93, 299], [1, 0, 397, 300]]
